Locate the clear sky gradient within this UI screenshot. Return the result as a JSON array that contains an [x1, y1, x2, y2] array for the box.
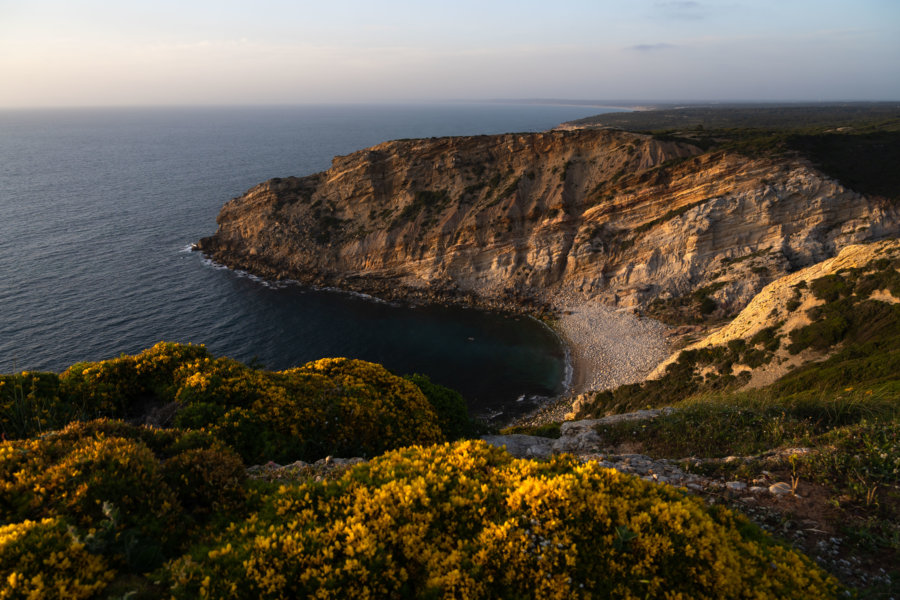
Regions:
[[1, 0, 898, 107]]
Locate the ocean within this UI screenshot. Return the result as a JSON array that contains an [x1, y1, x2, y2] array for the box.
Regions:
[[0, 103, 625, 421]]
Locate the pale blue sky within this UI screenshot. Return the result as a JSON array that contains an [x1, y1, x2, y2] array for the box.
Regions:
[[1, 0, 898, 107]]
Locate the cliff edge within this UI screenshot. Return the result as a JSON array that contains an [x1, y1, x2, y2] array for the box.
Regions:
[[198, 128, 898, 316]]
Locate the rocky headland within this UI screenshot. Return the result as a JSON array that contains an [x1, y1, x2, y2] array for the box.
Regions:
[[197, 126, 899, 394]]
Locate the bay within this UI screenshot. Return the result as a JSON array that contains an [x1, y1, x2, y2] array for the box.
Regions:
[[0, 103, 625, 420]]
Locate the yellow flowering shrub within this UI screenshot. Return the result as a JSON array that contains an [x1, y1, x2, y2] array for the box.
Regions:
[[0, 371, 66, 440], [1, 434, 180, 548], [173, 356, 267, 409], [0, 517, 114, 600], [173, 356, 444, 462], [162, 441, 841, 599], [5, 344, 458, 462], [273, 358, 443, 458], [59, 342, 210, 420], [0, 420, 246, 573]]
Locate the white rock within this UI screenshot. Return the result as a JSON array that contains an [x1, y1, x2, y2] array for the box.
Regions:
[[769, 482, 793, 496]]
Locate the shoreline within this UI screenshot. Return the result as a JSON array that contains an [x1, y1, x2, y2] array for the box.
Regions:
[[554, 302, 671, 395], [199, 247, 673, 424], [513, 299, 672, 426]]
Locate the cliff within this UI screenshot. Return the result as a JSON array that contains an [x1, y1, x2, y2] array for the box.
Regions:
[[198, 128, 899, 314]]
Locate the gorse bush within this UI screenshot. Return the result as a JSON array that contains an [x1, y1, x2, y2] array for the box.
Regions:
[[0, 517, 114, 600], [0, 419, 246, 576], [60, 342, 212, 418], [3, 343, 467, 463], [173, 356, 444, 462], [163, 441, 840, 599]]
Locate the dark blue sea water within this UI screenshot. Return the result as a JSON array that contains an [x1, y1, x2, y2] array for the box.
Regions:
[[0, 103, 624, 420]]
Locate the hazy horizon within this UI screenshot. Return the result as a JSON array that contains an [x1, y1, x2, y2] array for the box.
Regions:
[[2, 0, 899, 109]]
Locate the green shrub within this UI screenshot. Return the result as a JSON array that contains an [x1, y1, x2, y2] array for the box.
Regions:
[[405, 373, 476, 439], [208, 407, 295, 464], [172, 400, 226, 429], [788, 312, 849, 353], [161, 441, 840, 599]]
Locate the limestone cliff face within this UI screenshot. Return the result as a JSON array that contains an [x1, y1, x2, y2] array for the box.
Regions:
[[199, 129, 899, 313]]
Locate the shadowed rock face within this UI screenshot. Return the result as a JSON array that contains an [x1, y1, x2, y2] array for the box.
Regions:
[[199, 128, 898, 313]]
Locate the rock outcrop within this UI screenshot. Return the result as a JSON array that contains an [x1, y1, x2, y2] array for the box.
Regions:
[[199, 128, 899, 313]]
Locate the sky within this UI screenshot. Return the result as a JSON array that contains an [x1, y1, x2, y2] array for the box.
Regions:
[[1, 0, 898, 107]]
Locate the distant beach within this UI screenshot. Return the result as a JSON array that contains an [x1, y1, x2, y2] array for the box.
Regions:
[[552, 298, 671, 394]]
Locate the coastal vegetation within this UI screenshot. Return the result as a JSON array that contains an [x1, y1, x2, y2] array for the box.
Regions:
[[1, 344, 464, 463], [569, 103, 900, 203], [164, 442, 838, 599], [1, 342, 844, 598]]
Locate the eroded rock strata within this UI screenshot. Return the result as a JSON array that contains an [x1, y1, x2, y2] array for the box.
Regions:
[[199, 128, 898, 314]]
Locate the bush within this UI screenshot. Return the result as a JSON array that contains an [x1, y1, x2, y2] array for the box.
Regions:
[[162, 441, 840, 599], [0, 371, 65, 440], [405, 373, 476, 439], [3, 345, 457, 463], [161, 448, 247, 516], [173, 356, 265, 408], [0, 517, 114, 600], [55, 342, 210, 426], [1, 435, 180, 549], [810, 274, 851, 302], [286, 359, 443, 458], [0, 420, 247, 572], [170, 355, 445, 462], [208, 407, 295, 464]]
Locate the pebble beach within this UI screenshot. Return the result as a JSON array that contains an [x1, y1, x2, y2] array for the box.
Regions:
[[514, 298, 672, 426]]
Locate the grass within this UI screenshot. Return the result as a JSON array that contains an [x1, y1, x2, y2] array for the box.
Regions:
[[595, 383, 898, 459]]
